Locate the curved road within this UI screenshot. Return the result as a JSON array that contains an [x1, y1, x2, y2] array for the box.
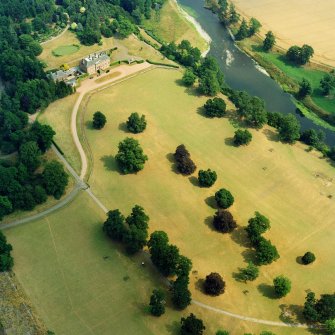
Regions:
[[1, 63, 312, 330]]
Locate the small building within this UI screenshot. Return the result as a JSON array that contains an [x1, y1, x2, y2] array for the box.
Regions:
[[50, 67, 79, 86], [79, 52, 110, 75]]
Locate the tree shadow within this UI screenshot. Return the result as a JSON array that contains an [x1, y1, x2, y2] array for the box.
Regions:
[[86, 120, 94, 129], [257, 283, 277, 299], [166, 153, 179, 174], [251, 44, 264, 53], [296, 256, 303, 265], [204, 196, 217, 209], [132, 300, 150, 316], [204, 216, 215, 232], [196, 106, 206, 117], [224, 137, 235, 147], [165, 321, 180, 335], [175, 79, 184, 87], [279, 304, 306, 326], [226, 110, 243, 128], [230, 227, 251, 248], [195, 278, 205, 293], [118, 122, 130, 133], [262, 128, 279, 142], [100, 155, 118, 172], [189, 176, 199, 187], [241, 249, 257, 263]]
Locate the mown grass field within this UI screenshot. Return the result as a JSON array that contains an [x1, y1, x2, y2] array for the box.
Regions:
[[257, 50, 335, 114], [83, 68, 335, 328], [144, 0, 208, 52], [52, 44, 80, 57], [38, 92, 81, 174]]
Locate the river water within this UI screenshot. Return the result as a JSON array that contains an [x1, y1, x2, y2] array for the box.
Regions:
[[177, 0, 335, 145]]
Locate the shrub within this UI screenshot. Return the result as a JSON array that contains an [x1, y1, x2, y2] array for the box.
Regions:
[[149, 289, 165, 316], [237, 262, 259, 282], [245, 212, 271, 245], [215, 188, 234, 209], [234, 129, 252, 146], [273, 275, 291, 297], [213, 209, 237, 233], [204, 97, 226, 118], [126, 112, 147, 133], [301, 251, 316, 265], [171, 275, 192, 309], [0, 231, 14, 272], [255, 238, 280, 265], [198, 169, 217, 187], [204, 272, 225, 296], [93, 111, 106, 129]]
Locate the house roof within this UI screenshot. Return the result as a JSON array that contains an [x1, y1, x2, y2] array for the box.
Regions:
[[82, 52, 110, 68]]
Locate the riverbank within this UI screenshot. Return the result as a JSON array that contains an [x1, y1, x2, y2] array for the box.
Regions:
[[173, 0, 211, 56]]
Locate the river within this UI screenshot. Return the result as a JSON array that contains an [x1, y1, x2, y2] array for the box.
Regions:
[[177, 0, 335, 146]]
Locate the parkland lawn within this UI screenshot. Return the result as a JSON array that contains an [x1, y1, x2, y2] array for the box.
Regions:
[[83, 68, 335, 326]]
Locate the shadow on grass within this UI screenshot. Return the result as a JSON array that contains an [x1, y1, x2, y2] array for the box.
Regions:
[[166, 153, 179, 174], [189, 176, 199, 187], [296, 256, 304, 265], [195, 278, 205, 293], [86, 120, 94, 130], [241, 249, 256, 263], [196, 106, 206, 117], [262, 128, 280, 142], [166, 321, 180, 335], [257, 283, 277, 299], [204, 196, 217, 209], [175, 79, 200, 97], [230, 227, 251, 248], [118, 122, 130, 133], [279, 304, 306, 326], [100, 155, 118, 172], [224, 137, 235, 147], [226, 110, 243, 128], [204, 216, 215, 232]]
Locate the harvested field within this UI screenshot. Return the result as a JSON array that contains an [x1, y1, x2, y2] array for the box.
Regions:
[[231, 0, 335, 67]]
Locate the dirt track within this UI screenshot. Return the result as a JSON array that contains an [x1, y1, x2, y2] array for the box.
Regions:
[[231, 0, 335, 67]]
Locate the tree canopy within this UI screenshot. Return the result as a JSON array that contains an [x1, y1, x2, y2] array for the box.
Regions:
[[126, 112, 147, 133]]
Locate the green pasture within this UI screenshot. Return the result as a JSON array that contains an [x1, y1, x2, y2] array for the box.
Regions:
[[52, 44, 80, 57], [82, 67, 335, 328], [258, 50, 335, 114]]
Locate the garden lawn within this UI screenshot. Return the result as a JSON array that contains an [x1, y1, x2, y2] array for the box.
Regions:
[[38, 92, 81, 174], [83, 67, 335, 329], [52, 44, 80, 57], [258, 50, 335, 114], [144, 0, 208, 52]]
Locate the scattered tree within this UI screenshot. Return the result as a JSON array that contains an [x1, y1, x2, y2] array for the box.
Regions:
[[237, 262, 259, 282], [0, 196, 13, 220], [204, 272, 225, 296], [126, 112, 147, 133], [255, 238, 280, 265], [174, 145, 196, 175], [235, 19, 249, 41], [286, 44, 314, 65], [301, 251, 316, 265], [278, 114, 301, 143], [320, 74, 335, 96], [42, 161, 69, 199], [216, 331, 229, 335], [149, 289, 165, 316], [0, 231, 14, 272], [182, 69, 197, 87], [248, 18, 261, 37], [246, 212, 271, 244], [263, 31, 275, 51], [93, 111, 107, 129], [325, 319, 335, 335], [198, 169, 217, 187], [298, 78, 312, 99], [300, 129, 325, 148], [215, 188, 234, 209], [171, 275, 192, 309], [234, 129, 252, 146], [19, 141, 41, 172], [180, 313, 206, 335], [273, 275, 291, 297], [203, 97, 226, 118], [213, 209, 237, 233], [115, 138, 148, 174], [103, 209, 126, 241]]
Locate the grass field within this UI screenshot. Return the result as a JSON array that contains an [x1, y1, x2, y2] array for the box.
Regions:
[[144, 0, 208, 52], [52, 44, 80, 57], [82, 67, 335, 327], [257, 50, 335, 114], [38, 93, 81, 174], [231, 0, 335, 67], [6, 192, 311, 335]]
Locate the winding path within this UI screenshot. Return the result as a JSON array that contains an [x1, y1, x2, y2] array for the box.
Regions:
[[40, 24, 70, 46], [1, 64, 312, 330]]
